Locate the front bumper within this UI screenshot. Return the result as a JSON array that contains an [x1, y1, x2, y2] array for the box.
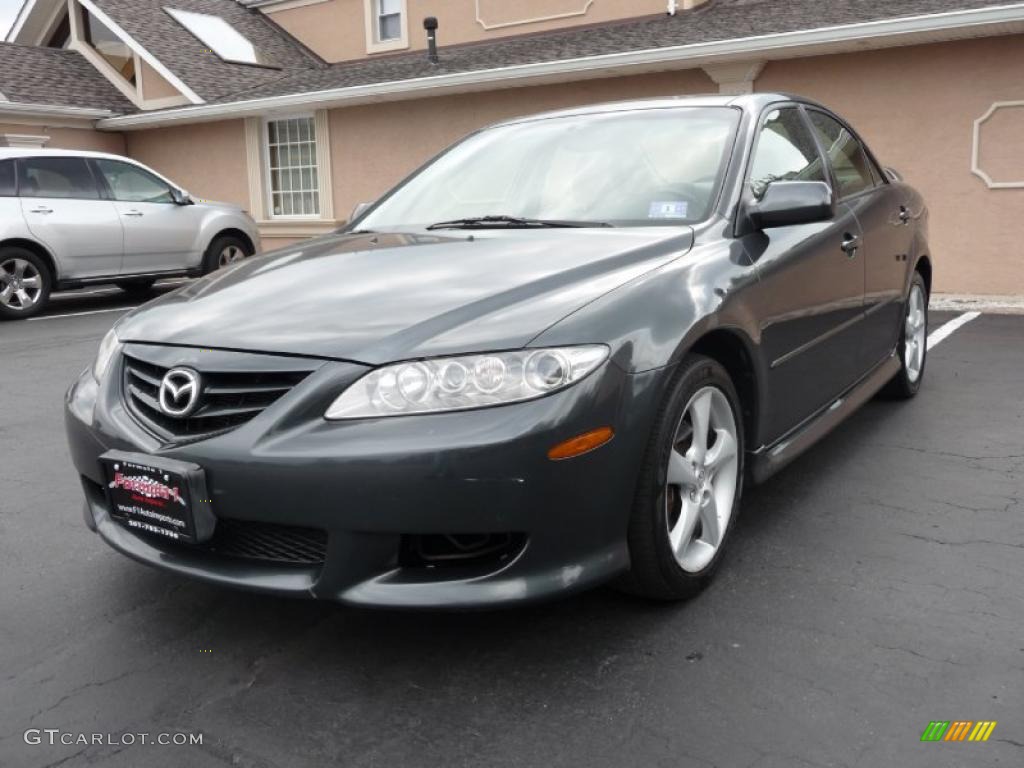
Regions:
[[65, 344, 664, 608]]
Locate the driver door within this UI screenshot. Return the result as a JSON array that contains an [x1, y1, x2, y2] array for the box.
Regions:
[[740, 106, 866, 444]]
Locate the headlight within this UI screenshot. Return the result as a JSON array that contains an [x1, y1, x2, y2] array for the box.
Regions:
[[325, 345, 609, 419], [92, 328, 122, 382]]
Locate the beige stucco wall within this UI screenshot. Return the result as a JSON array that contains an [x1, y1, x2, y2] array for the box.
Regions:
[[0, 121, 126, 153], [757, 35, 1024, 295], [329, 68, 716, 216], [267, 0, 673, 63], [124, 119, 249, 207]]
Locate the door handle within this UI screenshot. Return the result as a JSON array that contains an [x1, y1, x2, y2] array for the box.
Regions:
[[29, 206, 53, 215], [123, 210, 144, 217], [841, 233, 861, 257], [898, 206, 911, 224]]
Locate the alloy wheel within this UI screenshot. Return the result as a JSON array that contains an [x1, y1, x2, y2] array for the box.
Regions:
[[218, 245, 246, 268], [0, 258, 43, 312], [664, 386, 740, 573], [904, 282, 927, 382]]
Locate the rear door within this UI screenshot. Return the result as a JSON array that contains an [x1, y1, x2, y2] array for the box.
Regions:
[[90, 158, 203, 274], [741, 105, 866, 444], [807, 109, 911, 371], [17, 156, 123, 280]]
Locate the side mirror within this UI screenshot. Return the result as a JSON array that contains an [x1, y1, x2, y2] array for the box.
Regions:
[[171, 188, 193, 205], [349, 201, 373, 222], [747, 181, 834, 230]]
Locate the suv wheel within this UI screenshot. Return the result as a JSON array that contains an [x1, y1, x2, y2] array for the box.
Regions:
[[0, 247, 51, 320], [203, 235, 251, 274], [616, 355, 744, 600]]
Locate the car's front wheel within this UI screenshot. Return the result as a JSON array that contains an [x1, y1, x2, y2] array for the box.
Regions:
[[0, 247, 51, 320], [617, 355, 744, 600], [202, 234, 252, 274]]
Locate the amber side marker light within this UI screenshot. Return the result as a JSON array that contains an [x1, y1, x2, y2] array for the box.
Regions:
[[547, 427, 614, 460]]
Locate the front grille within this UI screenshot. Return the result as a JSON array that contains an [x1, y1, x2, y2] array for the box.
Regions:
[[122, 353, 311, 442], [208, 518, 328, 565]]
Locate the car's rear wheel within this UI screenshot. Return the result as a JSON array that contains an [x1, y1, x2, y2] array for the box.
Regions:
[[616, 355, 744, 600], [115, 278, 156, 296], [880, 271, 928, 399], [0, 247, 51, 320], [203, 235, 251, 274]]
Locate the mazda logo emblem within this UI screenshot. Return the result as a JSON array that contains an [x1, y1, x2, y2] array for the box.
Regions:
[[159, 367, 201, 418]]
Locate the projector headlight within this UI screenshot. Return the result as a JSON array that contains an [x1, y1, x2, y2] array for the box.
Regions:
[[92, 328, 122, 383], [325, 345, 609, 419]]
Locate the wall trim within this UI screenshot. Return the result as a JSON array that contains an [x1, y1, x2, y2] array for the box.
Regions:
[[244, 117, 266, 219], [972, 101, 1024, 190], [313, 109, 334, 220], [257, 219, 341, 238], [474, 0, 594, 31], [1, 133, 51, 148], [100, 2, 1024, 129]]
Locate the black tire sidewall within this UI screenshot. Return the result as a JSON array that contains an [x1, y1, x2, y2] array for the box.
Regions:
[[626, 355, 745, 598], [0, 247, 51, 320]]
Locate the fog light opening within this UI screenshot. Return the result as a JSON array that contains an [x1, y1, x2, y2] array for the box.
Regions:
[[547, 426, 614, 460]]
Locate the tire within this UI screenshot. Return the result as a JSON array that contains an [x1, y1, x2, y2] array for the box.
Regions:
[[0, 247, 51, 320], [880, 271, 928, 399], [115, 278, 156, 296], [202, 234, 251, 274], [615, 355, 745, 601]]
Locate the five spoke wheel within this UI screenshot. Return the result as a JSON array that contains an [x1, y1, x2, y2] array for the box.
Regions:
[[218, 244, 247, 268], [0, 258, 43, 312], [904, 281, 927, 383], [665, 386, 740, 573]]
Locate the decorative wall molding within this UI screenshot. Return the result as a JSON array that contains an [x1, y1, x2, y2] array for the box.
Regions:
[[313, 109, 334, 221], [1, 133, 51, 148], [703, 61, 764, 94], [972, 101, 1024, 189], [244, 117, 266, 220], [475, 0, 594, 31]]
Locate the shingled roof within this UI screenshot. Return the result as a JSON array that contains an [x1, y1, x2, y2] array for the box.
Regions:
[[0, 42, 134, 112], [90, 0, 324, 103], [205, 0, 1022, 105]]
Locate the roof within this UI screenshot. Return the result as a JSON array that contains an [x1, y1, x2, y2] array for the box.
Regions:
[[0, 42, 134, 112], [90, 0, 324, 102], [205, 0, 1022, 105]]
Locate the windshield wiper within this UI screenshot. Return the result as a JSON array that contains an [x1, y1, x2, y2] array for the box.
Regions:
[[426, 215, 612, 230]]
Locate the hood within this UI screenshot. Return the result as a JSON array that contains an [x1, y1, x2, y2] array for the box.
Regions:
[[116, 228, 693, 364]]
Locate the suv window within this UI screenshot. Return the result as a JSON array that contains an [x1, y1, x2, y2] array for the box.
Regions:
[[18, 157, 99, 200], [94, 159, 174, 204], [748, 107, 826, 199], [0, 160, 14, 197], [807, 111, 879, 199]]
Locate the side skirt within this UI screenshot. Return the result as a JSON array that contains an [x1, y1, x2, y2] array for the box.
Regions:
[[748, 353, 900, 485]]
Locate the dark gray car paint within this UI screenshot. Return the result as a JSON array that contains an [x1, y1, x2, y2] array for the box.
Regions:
[[65, 93, 930, 607]]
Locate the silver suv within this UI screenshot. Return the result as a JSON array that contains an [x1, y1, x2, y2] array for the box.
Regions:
[[0, 149, 260, 319]]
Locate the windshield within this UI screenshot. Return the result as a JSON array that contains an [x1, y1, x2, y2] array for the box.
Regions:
[[357, 107, 740, 230]]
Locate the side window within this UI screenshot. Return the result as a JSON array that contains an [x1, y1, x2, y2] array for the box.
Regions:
[[807, 111, 878, 199], [748, 108, 826, 199], [94, 159, 174, 204], [0, 160, 14, 197], [18, 157, 99, 200]]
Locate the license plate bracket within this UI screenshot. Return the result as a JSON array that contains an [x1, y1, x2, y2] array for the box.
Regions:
[[100, 450, 216, 544]]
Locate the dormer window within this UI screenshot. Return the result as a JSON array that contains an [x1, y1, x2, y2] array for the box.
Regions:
[[81, 8, 136, 86], [164, 7, 277, 68]]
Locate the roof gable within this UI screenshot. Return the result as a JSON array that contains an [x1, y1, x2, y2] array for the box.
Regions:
[[0, 42, 135, 112]]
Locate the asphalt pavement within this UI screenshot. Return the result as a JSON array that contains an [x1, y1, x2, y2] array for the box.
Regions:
[[1, 290, 1022, 768]]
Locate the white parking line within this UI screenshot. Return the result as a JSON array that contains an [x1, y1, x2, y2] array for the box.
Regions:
[[28, 306, 138, 322], [927, 311, 981, 350]]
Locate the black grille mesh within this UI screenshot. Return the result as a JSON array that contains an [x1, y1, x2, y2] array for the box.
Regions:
[[122, 354, 311, 442], [209, 519, 328, 565]]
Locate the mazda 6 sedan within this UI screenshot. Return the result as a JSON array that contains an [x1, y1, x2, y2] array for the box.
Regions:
[[65, 93, 931, 607]]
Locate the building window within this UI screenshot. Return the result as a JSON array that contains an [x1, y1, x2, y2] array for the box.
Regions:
[[81, 8, 136, 87], [266, 117, 319, 218], [165, 7, 277, 68], [376, 0, 402, 41]]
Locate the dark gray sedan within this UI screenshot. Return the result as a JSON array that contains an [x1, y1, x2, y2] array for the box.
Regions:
[[65, 93, 930, 607]]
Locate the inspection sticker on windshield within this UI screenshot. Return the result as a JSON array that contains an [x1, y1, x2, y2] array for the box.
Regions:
[[648, 201, 688, 219]]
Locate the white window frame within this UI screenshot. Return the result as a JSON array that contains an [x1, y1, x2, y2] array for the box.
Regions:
[[363, 0, 408, 54], [262, 113, 321, 220]]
